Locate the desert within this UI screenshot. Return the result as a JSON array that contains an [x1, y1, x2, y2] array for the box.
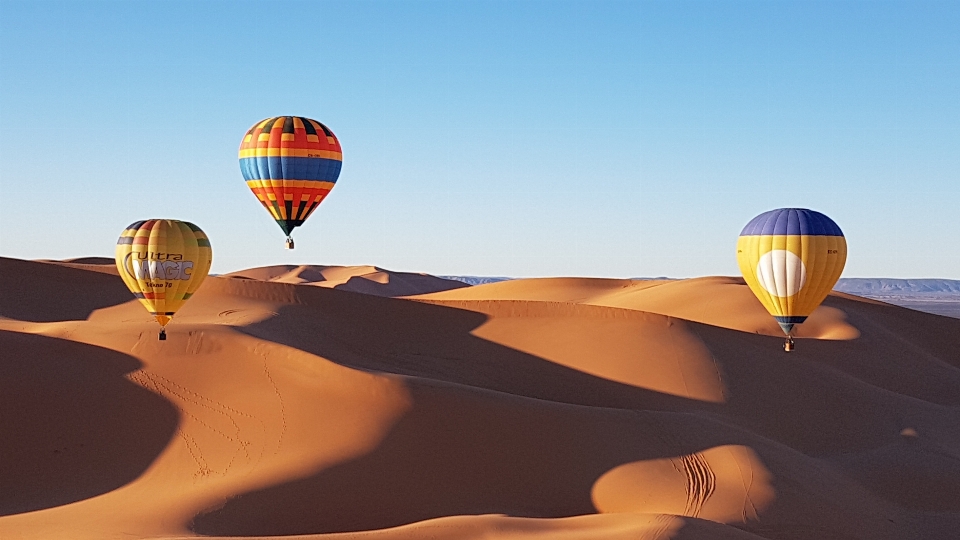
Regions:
[[3, 3, 959, 539], [2, 255, 959, 540]]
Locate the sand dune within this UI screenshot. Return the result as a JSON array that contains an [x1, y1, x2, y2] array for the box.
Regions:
[[1, 256, 959, 540], [36, 256, 121, 275], [223, 264, 469, 297], [410, 276, 864, 339]]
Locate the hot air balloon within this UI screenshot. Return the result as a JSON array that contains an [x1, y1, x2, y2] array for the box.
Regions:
[[736, 208, 847, 351], [239, 116, 343, 249], [115, 220, 213, 340]]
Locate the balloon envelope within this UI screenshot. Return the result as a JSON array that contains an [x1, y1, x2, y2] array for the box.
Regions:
[[115, 219, 213, 328], [736, 208, 846, 335], [238, 116, 343, 240]]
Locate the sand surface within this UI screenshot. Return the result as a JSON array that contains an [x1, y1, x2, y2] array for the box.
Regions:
[[222, 264, 468, 297], [2, 257, 959, 539]]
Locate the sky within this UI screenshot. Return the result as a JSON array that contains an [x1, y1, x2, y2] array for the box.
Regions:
[[0, 0, 957, 278]]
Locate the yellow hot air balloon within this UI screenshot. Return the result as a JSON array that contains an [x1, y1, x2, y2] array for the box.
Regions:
[[736, 208, 847, 351], [115, 219, 212, 340]]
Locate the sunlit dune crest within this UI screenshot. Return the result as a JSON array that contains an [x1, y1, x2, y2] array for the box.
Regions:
[[2, 256, 959, 540], [412, 276, 861, 339]]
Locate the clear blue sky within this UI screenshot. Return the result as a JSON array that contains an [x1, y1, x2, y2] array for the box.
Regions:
[[1, 0, 957, 278]]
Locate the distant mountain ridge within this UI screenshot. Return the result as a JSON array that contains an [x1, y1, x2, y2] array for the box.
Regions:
[[834, 278, 960, 295], [439, 276, 514, 286]]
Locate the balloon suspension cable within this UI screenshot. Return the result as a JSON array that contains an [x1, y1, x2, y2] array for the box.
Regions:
[[783, 335, 795, 352], [285, 237, 295, 250], [159, 328, 167, 341]]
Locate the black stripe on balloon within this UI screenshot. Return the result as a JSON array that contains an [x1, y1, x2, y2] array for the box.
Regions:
[[294, 199, 307, 220], [301, 118, 317, 136], [284, 200, 293, 221], [774, 316, 808, 324], [254, 118, 269, 136], [282, 116, 295, 134], [275, 219, 293, 235], [303, 200, 320, 219], [261, 117, 279, 133], [317, 122, 333, 137]]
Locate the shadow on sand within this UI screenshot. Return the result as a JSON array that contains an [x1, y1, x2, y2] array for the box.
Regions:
[[192, 287, 746, 535], [0, 258, 133, 322], [0, 330, 178, 516]]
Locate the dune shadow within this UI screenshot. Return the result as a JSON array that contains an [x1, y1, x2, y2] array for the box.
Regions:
[[235, 287, 718, 413], [0, 330, 178, 516], [190, 287, 743, 535], [188, 285, 960, 535], [191, 382, 737, 536], [0, 257, 133, 322], [325, 274, 468, 297]]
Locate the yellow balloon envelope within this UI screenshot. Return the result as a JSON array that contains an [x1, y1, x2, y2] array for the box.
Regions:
[[115, 219, 212, 339], [736, 209, 846, 341]]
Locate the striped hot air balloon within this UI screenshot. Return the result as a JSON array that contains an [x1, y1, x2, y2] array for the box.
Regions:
[[239, 116, 343, 249], [115, 220, 213, 340], [736, 208, 847, 351]]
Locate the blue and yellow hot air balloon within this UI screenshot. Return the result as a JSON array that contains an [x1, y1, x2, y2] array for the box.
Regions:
[[115, 220, 213, 340], [239, 116, 343, 249], [736, 208, 847, 351]]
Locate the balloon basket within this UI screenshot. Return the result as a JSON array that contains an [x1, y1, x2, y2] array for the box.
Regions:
[[783, 336, 795, 352], [285, 237, 295, 250], [159, 329, 167, 341]]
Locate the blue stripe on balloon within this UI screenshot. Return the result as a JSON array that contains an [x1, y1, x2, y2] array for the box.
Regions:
[[739, 208, 843, 237], [239, 156, 342, 183]]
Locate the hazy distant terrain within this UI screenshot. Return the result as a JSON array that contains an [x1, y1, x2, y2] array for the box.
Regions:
[[834, 278, 960, 295], [440, 276, 514, 286], [834, 278, 960, 319]]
